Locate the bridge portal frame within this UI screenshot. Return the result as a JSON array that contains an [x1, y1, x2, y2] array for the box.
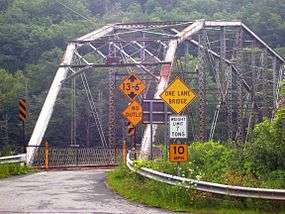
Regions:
[[27, 20, 284, 164]]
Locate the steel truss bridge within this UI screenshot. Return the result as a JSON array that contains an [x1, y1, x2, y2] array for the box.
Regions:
[[27, 20, 284, 164]]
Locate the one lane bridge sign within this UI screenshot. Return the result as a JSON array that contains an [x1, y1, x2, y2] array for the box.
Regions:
[[169, 115, 188, 139], [160, 77, 197, 114], [119, 74, 145, 100]]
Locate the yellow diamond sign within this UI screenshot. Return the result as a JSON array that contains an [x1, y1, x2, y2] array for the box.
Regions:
[[160, 77, 197, 114], [118, 74, 145, 100], [122, 100, 143, 127]]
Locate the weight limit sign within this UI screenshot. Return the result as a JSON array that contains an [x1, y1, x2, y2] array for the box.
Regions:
[[169, 115, 188, 139]]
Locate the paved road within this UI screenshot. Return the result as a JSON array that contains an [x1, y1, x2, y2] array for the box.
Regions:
[[0, 169, 177, 213]]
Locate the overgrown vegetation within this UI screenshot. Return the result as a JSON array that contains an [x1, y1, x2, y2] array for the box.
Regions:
[[107, 164, 285, 214], [108, 103, 285, 212], [0, 163, 33, 179], [131, 104, 285, 189]]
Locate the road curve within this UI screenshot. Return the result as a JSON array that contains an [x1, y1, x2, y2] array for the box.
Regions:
[[0, 169, 177, 213]]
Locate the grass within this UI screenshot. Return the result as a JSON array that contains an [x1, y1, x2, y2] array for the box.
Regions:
[[0, 162, 33, 179], [107, 164, 285, 214]]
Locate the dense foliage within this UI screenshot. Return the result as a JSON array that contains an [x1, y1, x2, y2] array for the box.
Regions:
[[107, 164, 285, 213], [0, 163, 32, 179], [110, 104, 285, 211], [135, 98, 285, 188], [134, 140, 285, 188]]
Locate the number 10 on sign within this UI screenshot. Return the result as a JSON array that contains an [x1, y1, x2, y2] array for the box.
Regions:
[[169, 144, 188, 162]]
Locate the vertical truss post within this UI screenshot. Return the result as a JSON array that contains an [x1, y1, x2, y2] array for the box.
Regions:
[[272, 57, 277, 117], [108, 45, 116, 148], [86, 115, 90, 147], [108, 70, 116, 147], [197, 32, 208, 141], [236, 73, 244, 144], [70, 72, 77, 145], [234, 29, 244, 144], [209, 61, 220, 140], [185, 42, 189, 56], [260, 51, 268, 119], [219, 26, 226, 96], [245, 47, 256, 142], [227, 66, 233, 140], [219, 26, 228, 140], [276, 64, 284, 106]]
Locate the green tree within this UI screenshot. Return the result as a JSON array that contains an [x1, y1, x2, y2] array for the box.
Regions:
[[0, 69, 25, 111]]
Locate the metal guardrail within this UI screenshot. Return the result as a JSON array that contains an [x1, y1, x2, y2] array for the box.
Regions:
[[126, 153, 285, 200], [0, 154, 26, 164]]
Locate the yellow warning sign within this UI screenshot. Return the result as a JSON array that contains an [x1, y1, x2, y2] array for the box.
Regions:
[[160, 77, 197, 114], [169, 144, 188, 162], [122, 100, 143, 127], [119, 74, 145, 100]]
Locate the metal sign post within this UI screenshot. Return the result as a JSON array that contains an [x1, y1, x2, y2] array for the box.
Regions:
[[142, 99, 172, 124], [142, 99, 172, 159], [22, 121, 26, 153], [164, 103, 169, 160]]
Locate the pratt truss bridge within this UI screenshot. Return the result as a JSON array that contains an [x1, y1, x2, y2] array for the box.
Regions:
[[27, 20, 284, 166]]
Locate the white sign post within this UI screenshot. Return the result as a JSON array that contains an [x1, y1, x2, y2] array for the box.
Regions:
[[169, 115, 188, 139]]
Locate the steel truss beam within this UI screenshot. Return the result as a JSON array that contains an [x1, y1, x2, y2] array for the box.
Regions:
[[140, 20, 205, 159], [28, 20, 284, 164], [27, 25, 115, 164]]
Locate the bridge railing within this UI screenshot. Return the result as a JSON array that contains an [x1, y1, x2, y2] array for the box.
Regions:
[[28, 144, 122, 169], [0, 154, 26, 164], [126, 152, 285, 201]]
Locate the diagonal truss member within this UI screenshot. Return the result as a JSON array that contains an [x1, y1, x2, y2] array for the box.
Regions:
[[26, 25, 114, 164], [27, 20, 284, 164]]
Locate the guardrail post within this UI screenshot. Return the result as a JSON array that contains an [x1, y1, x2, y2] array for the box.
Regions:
[[122, 141, 126, 163], [44, 141, 49, 171]]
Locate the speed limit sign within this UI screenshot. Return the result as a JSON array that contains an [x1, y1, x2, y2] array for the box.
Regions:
[[169, 144, 188, 162]]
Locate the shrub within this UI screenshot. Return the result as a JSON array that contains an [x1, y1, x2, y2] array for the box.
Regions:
[[243, 107, 285, 177], [189, 141, 236, 182], [0, 163, 32, 179], [263, 170, 285, 188]]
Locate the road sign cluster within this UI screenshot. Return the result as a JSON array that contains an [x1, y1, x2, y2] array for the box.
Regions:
[[119, 74, 197, 162], [160, 77, 197, 162], [119, 74, 145, 136]]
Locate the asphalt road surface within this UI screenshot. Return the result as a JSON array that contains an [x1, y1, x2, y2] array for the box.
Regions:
[[0, 169, 178, 213]]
